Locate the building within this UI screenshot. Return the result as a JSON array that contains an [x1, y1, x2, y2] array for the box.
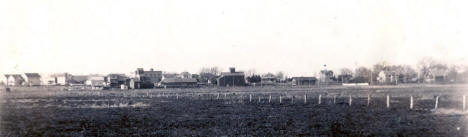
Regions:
[[85, 75, 106, 87], [159, 78, 198, 88], [69, 75, 88, 85], [130, 68, 162, 89], [107, 74, 128, 88], [51, 73, 71, 85], [422, 69, 449, 84], [217, 67, 246, 87], [377, 71, 398, 85], [22, 73, 41, 86], [135, 68, 162, 84], [292, 77, 317, 86], [4, 74, 25, 86]]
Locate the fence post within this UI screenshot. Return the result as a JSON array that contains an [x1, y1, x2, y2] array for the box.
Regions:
[[410, 96, 413, 109], [280, 96, 282, 104], [463, 95, 466, 112], [304, 94, 307, 104], [291, 96, 294, 104], [318, 94, 322, 105], [349, 95, 352, 106], [249, 94, 252, 102], [258, 96, 261, 103], [269, 95, 272, 103], [217, 93, 220, 100], [386, 95, 390, 109], [367, 94, 370, 107], [333, 95, 336, 104], [435, 96, 439, 110]]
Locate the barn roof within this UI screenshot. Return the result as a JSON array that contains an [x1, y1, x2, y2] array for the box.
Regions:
[[161, 78, 197, 83]]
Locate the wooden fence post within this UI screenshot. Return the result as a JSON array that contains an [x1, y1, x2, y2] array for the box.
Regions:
[[367, 94, 370, 107], [463, 95, 466, 112], [280, 96, 282, 104], [318, 94, 322, 105], [435, 96, 439, 110], [410, 96, 413, 109], [349, 95, 352, 106], [304, 94, 307, 104], [333, 95, 336, 104], [291, 96, 294, 104], [269, 95, 272, 103], [386, 95, 390, 109], [249, 94, 252, 102]]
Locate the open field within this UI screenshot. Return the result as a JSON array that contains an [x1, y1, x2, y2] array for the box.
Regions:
[[1, 84, 468, 136]]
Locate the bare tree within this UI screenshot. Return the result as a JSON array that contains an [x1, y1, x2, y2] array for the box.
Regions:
[[180, 72, 191, 78], [354, 66, 372, 83], [340, 68, 353, 76], [199, 66, 221, 84], [245, 69, 257, 77], [417, 57, 436, 81], [276, 71, 285, 81]]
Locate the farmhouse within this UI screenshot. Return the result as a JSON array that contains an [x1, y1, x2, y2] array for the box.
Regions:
[[85, 75, 106, 87], [217, 68, 246, 87], [51, 73, 71, 85], [135, 68, 162, 84], [292, 77, 317, 86], [4, 74, 25, 86], [22, 73, 41, 86], [377, 71, 398, 85], [159, 78, 198, 88]]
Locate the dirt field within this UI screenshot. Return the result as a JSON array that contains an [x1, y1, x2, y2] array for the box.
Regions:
[[1, 84, 468, 136]]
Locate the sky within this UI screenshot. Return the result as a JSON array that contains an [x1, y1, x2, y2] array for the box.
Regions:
[[1, 0, 467, 77]]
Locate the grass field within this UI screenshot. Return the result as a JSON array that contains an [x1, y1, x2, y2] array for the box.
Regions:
[[1, 84, 468, 136]]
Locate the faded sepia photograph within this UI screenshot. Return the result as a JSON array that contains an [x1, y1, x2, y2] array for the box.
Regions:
[[1, 0, 468, 136]]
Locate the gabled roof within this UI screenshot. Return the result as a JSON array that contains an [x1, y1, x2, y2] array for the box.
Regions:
[[24, 73, 41, 78], [161, 78, 197, 83]]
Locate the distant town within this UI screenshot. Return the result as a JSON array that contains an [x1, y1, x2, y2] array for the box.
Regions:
[[2, 58, 468, 90]]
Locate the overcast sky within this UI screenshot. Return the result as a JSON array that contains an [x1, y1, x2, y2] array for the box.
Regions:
[[1, 0, 467, 76]]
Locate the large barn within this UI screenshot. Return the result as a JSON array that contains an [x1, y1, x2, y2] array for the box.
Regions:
[[160, 78, 198, 88], [217, 68, 246, 87]]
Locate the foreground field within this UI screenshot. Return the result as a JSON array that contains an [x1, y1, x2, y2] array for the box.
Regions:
[[1, 84, 468, 136]]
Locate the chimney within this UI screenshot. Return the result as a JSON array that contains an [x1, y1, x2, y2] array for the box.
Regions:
[[230, 67, 235, 73]]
